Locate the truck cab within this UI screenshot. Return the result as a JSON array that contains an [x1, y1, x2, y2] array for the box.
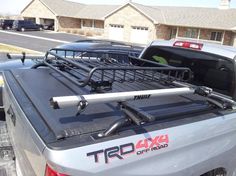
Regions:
[[139, 40, 236, 99]]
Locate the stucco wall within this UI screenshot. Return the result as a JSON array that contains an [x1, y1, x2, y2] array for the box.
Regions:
[[105, 4, 155, 43], [22, 0, 55, 19]]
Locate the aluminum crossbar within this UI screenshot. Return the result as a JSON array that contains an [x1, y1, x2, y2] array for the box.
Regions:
[[50, 87, 195, 109]]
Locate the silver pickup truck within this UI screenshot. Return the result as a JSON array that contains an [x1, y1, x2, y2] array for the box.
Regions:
[[2, 40, 236, 176]]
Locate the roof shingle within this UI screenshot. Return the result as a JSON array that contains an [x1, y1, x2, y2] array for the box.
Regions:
[[40, 0, 85, 18], [158, 6, 236, 30], [28, 0, 236, 30], [131, 3, 236, 30], [75, 5, 120, 20]]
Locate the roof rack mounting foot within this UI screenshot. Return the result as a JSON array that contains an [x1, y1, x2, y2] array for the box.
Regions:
[[194, 86, 213, 96], [121, 102, 154, 123], [192, 86, 236, 110], [96, 118, 131, 138], [76, 100, 88, 116], [31, 63, 47, 69], [207, 94, 236, 110], [91, 86, 112, 93]]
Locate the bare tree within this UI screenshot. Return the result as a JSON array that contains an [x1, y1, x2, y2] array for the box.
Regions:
[[0, 13, 4, 19], [4, 13, 11, 19]]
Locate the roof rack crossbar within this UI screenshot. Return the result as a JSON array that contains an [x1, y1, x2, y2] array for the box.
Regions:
[[50, 87, 195, 110], [51, 85, 236, 118], [43, 50, 192, 90]]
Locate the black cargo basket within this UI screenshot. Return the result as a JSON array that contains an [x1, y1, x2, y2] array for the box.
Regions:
[[35, 49, 192, 91]]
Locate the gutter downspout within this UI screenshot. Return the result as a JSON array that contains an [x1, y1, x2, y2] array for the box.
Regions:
[[230, 26, 236, 46], [55, 16, 60, 32], [176, 27, 179, 39], [92, 20, 95, 28], [221, 30, 226, 45], [197, 29, 201, 41]]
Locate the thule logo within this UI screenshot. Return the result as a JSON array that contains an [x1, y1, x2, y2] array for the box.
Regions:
[[134, 94, 151, 100]]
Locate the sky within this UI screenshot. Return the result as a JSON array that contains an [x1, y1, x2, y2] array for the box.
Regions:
[[0, 0, 236, 15]]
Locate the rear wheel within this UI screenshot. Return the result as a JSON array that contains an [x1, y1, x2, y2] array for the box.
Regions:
[[6, 26, 10, 30], [39, 27, 43, 31], [20, 27, 25, 32]]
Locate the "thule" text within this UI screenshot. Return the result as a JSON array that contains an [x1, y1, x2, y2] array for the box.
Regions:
[[134, 94, 151, 100]]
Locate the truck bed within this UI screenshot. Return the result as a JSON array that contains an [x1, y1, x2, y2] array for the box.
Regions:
[[3, 67, 220, 150]]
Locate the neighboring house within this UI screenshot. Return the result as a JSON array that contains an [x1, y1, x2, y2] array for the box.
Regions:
[[21, 0, 236, 46], [21, 0, 118, 35]]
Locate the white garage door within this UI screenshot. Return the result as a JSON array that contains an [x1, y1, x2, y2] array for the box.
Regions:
[[109, 24, 124, 41], [130, 26, 149, 44]]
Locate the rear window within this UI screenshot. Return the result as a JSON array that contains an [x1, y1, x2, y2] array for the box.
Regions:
[[16, 20, 32, 25], [24, 21, 33, 25], [13, 21, 18, 25], [142, 46, 235, 97], [3, 20, 13, 24]]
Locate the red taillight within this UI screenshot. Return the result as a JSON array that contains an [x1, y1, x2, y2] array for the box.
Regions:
[[45, 164, 68, 176], [173, 41, 203, 50]]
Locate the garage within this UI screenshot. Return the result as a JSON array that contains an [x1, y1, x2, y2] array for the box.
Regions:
[[130, 26, 149, 44], [39, 18, 54, 30], [109, 24, 124, 41]]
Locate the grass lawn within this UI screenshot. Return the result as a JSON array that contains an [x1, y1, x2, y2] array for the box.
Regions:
[[0, 43, 40, 54]]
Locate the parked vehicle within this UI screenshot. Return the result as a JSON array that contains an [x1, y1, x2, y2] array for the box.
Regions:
[[43, 23, 54, 30], [3, 40, 236, 176], [12, 20, 44, 32], [0, 19, 14, 30], [139, 40, 235, 98]]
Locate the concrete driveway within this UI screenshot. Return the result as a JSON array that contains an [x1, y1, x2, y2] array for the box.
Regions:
[[0, 30, 86, 52]]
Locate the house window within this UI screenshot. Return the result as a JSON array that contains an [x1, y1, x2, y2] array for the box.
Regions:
[[82, 20, 93, 27], [94, 20, 104, 28], [210, 32, 223, 41], [132, 26, 148, 30], [184, 28, 198, 38], [110, 24, 124, 28], [170, 28, 177, 39]]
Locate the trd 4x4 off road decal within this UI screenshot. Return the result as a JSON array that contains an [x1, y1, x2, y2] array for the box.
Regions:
[[87, 134, 169, 164]]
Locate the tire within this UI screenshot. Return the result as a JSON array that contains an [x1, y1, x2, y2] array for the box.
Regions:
[[20, 27, 25, 32], [6, 26, 10, 30], [39, 27, 43, 31]]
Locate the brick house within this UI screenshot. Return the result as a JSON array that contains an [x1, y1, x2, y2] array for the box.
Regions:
[[21, 0, 118, 34], [21, 0, 236, 46], [105, 1, 236, 46]]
